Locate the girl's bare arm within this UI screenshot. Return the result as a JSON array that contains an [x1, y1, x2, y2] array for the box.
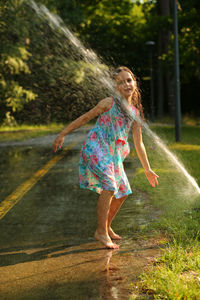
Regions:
[[132, 122, 159, 187], [53, 97, 112, 152]]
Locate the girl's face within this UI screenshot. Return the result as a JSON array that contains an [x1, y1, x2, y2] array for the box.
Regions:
[[115, 70, 136, 100]]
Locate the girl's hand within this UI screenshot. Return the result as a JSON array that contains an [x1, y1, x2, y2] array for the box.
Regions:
[[53, 135, 65, 153], [144, 169, 159, 187]]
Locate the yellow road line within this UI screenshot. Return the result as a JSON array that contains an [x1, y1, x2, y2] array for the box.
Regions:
[[0, 143, 76, 220]]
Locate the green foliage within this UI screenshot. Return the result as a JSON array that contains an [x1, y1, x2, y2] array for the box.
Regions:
[[0, 0, 37, 120], [178, 0, 200, 82], [0, 0, 200, 124], [78, 0, 149, 69], [2, 112, 18, 127], [5, 81, 36, 112]]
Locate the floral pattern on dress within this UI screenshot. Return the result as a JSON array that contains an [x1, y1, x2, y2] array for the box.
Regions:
[[79, 98, 137, 199]]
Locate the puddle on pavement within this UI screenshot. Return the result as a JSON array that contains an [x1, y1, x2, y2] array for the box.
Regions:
[[0, 239, 162, 300], [0, 146, 55, 200], [0, 135, 161, 299]]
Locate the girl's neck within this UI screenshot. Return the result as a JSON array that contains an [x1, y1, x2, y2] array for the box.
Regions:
[[124, 96, 132, 105]]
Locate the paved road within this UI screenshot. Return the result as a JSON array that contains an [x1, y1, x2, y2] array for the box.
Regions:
[[0, 127, 160, 300]]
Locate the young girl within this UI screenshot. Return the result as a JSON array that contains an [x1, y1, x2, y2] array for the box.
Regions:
[[53, 66, 159, 249]]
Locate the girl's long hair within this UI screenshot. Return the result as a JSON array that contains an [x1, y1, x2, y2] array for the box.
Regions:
[[113, 66, 145, 121]]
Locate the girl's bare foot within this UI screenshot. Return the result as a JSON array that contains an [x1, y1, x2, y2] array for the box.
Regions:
[[108, 227, 122, 240], [94, 230, 119, 249]]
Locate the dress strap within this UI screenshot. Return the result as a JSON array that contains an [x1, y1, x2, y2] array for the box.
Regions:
[[104, 97, 114, 113]]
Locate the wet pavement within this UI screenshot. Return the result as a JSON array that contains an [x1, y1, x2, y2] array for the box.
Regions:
[[0, 127, 162, 299]]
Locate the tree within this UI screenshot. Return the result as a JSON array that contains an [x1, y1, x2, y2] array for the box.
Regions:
[[156, 0, 171, 118], [1, 0, 199, 125], [0, 0, 37, 123], [142, 0, 200, 117]]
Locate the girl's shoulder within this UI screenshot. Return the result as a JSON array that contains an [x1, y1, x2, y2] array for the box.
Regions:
[[97, 97, 113, 113]]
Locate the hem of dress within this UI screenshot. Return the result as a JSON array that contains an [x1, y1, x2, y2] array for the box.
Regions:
[[79, 185, 100, 196], [80, 184, 116, 195], [80, 184, 132, 199], [114, 189, 132, 199]]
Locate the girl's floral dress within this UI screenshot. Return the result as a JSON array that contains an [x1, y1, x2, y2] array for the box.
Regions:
[[79, 98, 137, 199]]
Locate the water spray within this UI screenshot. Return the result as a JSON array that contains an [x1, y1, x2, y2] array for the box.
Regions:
[[28, 1, 200, 198], [121, 98, 200, 197]]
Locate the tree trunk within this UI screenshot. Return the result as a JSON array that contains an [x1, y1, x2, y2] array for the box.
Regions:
[[157, 0, 174, 117], [157, 30, 164, 118]]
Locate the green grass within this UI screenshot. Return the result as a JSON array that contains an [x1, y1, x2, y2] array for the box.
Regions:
[[138, 242, 200, 299], [152, 114, 200, 127], [130, 125, 200, 299], [0, 123, 66, 142], [0, 122, 96, 142]]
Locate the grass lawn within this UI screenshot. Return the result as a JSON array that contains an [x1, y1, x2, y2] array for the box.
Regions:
[[129, 125, 200, 299], [0, 123, 67, 142], [0, 122, 96, 142]]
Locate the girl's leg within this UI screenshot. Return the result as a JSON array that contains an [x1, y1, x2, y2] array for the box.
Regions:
[[94, 190, 119, 249], [107, 195, 127, 240]]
